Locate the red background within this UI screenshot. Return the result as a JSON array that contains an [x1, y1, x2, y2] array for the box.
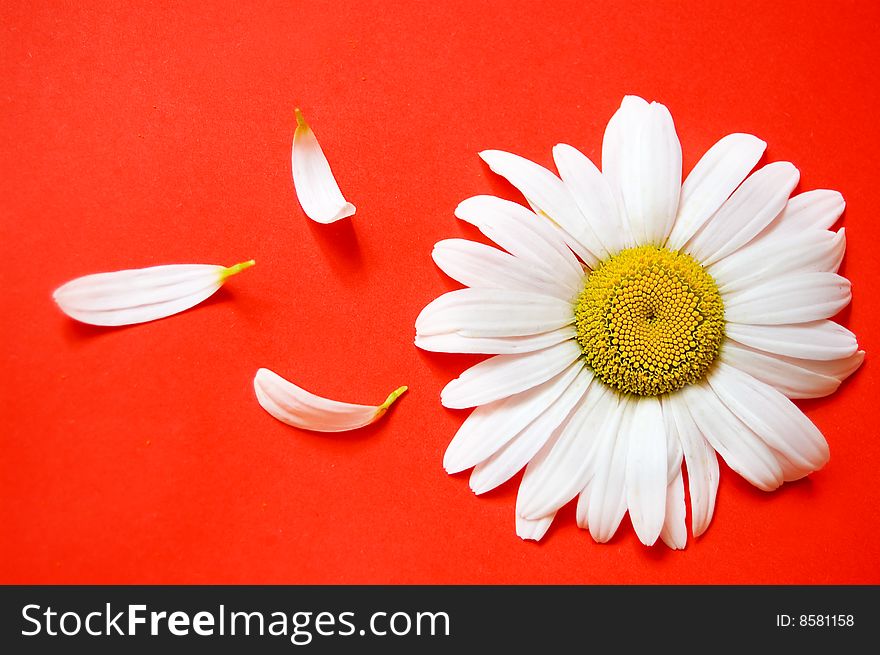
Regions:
[[2, 0, 878, 584]]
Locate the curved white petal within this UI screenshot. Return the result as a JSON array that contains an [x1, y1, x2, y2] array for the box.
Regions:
[[725, 321, 858, 361], [52, 261, 254, 326], [291, 109, 355, 224], [478, 150, 604, 265], [470, 368, 593, 495], [414, 326, 577, 355], [253, 368, 406, 433], [552, 143, 633, 254], [666, 133, 767, 250], [602, 95, 650, 242], [664, 408, 684, 482], [443, 361, 583, 474], [663, 392, 719, 537], [454, 195, 584, 290], [587, 398, 632, 543], [441, 340, 583, 409], [684, 162, 800, 266], [415, 288, 575, 338], [723, 272, 851, 325], [722, 341, 863, 399], [679, 381, 784, 491], [517, 383, 620, 519], [575, 479, 593, 529], [710, 229, 846, 295], [756, 190, 845, 243], [707, 362, 829, 479], [625, 396, 668, 546], [601, 96, 682, 245], [515, 513, 556, 541], [432, 239, 575, 300], [659, 469, 687, 550]]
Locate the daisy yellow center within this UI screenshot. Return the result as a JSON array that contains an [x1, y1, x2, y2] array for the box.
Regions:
[[574, 245, 724, 396]]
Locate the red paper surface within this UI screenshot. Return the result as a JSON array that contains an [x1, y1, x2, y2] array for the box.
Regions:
[[2, 0, 878, 584]]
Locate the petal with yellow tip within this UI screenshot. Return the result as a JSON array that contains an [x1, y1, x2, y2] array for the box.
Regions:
[[254, 368, 406, 433], [52, 260, 254, 326], [291, 108, 356, 224]]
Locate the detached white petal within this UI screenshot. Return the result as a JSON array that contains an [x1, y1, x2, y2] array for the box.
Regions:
[[53, 260, 254, 326], [291, 108, 356, 224], [253, 368, 406, 433]]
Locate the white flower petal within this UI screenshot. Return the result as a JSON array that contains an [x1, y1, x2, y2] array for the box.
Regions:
[[679, 381, 784, 491], [442, 340, 583, 409], [666, 133, 766, 250], [725, 321, 858, 362], [659, 468, 687, 550], [443, 361, 583, 474], [756, 190, 845, 243], [575, 479, 593, 530], [707, 362, 829, 479], [291, 109, 355, 224], [253, 368, 406, 433], [517, 383, 620, 519], [602, 97, 682, 245], [470, 368, 593, 495], [723, 272, 851, 325], [602, 95, 651, 242], [52, 261, 254, 326], [454, 195, 584, 291], [684, 162, 800, 266], [432, 239, 575, 300], [515, 513, 556, 541], [663, 392, 719, 537], [552, 143, 633, 254], [478, 149, 604, 265], [625, 396, 668, 546], [721, 341, 863, 399], [587, 398, 632, 543], [664, 408, 684, 482], [414, 326, 577, 355], [710, 229, 846, 295], [415, 288, 575, 338]]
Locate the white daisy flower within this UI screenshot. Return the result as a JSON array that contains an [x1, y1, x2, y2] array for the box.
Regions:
[[415, 95, 863, 548]]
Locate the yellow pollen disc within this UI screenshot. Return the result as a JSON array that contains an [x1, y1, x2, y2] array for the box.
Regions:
[[575, 245, 725, 396]]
